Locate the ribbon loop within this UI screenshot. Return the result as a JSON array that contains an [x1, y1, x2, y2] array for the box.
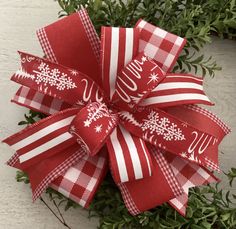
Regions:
[[112, 52, 165, 111], [119, 106, 217, 169], [106, 125, 153, 183], [3, 108, 80, 170], [12, 52, 105, 107], [69, 102, 119, 156]]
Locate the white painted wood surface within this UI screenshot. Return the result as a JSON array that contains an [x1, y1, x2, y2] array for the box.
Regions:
[[0, 1, 235, 228]]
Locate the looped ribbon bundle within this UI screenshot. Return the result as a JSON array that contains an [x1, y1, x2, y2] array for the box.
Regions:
[[3, 9, 230, 216]]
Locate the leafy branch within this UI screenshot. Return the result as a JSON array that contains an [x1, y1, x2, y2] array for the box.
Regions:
[[57, 0, 236, 77], [16, 168, 236, 229]]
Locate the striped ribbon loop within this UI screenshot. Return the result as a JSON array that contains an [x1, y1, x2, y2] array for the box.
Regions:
[[3, 108, 80, 169], [107, 125, 153, 184], [101, 26, 139, 99], [111, 52, 166, 111], [140, 74, 212, 107]]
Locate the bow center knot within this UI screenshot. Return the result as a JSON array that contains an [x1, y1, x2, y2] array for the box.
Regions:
[[69, 102, 119, 156]]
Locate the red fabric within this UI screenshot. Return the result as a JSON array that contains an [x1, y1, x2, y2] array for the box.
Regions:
[[135, 19, 186, 72], [3, 9, 231, 217], [100, 26, 140, 99], [118, 145, 183, 215], [51, 149, 108, 208], [165, 152, 218, 215], [37, 10, 101, 86], [165, 105, 230, 171], [119, 106, 217, 168], [12, 86, 71, 115], [12, 52, 104, 107], [112, 52, 165, 110], [141, 74, 213, 108], [107, 125, 153, 183], [70, 102, 118, 156]]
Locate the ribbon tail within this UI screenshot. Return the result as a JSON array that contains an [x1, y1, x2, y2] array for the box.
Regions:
[[2, 108, 80, 170], [6, 152, 21, 169], [164, 152, 219, 216], [50, 148, 109, 208], [106, 124, 153, 183], [119, 106, 218, 169], [165, 105, 231, 171], [117, 144, 183, 215], [6, 144, 109, 206], [27, 145, 86, 200]]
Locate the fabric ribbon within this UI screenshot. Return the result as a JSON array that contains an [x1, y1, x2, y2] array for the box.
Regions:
[[3, 9, 230, 216]]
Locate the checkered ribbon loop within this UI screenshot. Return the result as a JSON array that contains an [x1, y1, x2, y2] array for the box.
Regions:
[[2, 9, 230, 216]]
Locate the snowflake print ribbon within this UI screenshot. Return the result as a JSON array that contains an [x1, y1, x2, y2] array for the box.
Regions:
[[3, 9, 230, 216]]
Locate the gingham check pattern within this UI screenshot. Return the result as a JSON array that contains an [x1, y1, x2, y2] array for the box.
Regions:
[[12, 86, 71, 115], [118, 145, 183, 215], [78, 9, 100, 62], [37, 27, 58, 63], [50, 153, 108, 208], [149, 145, 183, 197], [118, 183, 140, 215], [6, 152, 19, 167], [33, 148, 87, 201], [135, 19, 186, 72], [205, 157, 221, 172], [166, 153, 218, 215]]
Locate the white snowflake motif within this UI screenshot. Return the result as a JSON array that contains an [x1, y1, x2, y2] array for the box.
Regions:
[[141, 111, 185, 141], [180, 152, 187, 158], [75, 100, 85, 106], [141, 55, 148, 62], [69, 69, 79, 76], [84, 102, 110, 127], [147, 72, 159, 84], [33, 62, 77, 91], [95, 124, 103, 133], [181, 122, 188, 128]]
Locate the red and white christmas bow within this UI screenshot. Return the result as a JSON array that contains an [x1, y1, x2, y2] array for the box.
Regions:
[[3, 9, 230, 216]]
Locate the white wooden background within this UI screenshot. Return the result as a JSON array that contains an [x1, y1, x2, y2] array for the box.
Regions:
[[0, 1, 235, 228]]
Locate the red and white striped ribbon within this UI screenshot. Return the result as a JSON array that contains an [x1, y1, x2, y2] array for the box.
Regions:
[[107, 125, 153, 183], [3, 108, 80, 169], [101, 27, 139, 99], [140, 74, 212, 107]]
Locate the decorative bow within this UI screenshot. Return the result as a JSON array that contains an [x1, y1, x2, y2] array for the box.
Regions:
[[3, 9, 230, 216]]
